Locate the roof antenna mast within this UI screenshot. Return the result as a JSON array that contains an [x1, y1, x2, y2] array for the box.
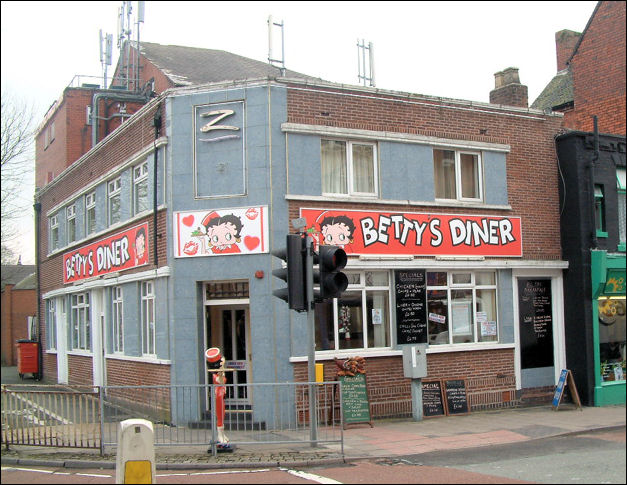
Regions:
[[268, 16, 286, 76], [357, 39, 375, 87]]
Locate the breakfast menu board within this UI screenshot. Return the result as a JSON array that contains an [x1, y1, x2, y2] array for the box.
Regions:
[[518, 278, 554, 369]]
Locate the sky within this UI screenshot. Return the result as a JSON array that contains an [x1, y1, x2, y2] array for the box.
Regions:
[[1, 0, 598, 265]]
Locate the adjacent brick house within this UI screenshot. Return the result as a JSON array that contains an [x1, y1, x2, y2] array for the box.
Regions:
[[1, 265, 37, 366], [35, 32, 569, 426], [533, 0, 626, 406]]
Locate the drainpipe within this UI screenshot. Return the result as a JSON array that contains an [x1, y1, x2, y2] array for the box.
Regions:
[[91, 91, 150, 147], [590, 116, 599, 249], [34, 200, 42, 380], [152, 105, 162, 267]]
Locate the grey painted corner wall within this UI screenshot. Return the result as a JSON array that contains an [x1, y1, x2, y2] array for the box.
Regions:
[[286, 134, 508, 205], [164, 84, 294, 387]]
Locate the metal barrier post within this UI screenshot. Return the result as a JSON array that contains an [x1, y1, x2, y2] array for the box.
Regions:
[[209, 383, 217, 457], [115, 418, 156, 484]]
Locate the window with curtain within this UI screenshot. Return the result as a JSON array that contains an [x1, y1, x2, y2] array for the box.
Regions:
[[66, 203, 76, 243], [85, 191, 96, 235], [434, 149, 482, 202], [133, 161, 149, 214], [321, 139, 377, 197], [49, 214, 59, 251], [108, 177, 121, 226]]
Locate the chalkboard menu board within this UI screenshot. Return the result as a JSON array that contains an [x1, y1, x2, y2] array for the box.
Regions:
[[444, 379, 469, 415], [394, 270, 427, 345], [422, 380, 445, 417], [518, 278, 554, 369], [338, 373, 373, 428]]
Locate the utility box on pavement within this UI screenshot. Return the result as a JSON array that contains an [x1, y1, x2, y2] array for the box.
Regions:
[[401, 344, 428, 379], [16, 339, 39, 379], [116, 419, 156, 484]]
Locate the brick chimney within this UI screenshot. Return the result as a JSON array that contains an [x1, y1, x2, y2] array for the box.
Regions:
[[489, 67, 528, 108], [555, 29, 581, 71]]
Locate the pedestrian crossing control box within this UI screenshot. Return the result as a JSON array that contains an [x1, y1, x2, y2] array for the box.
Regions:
[[402, 344, 428, 379]]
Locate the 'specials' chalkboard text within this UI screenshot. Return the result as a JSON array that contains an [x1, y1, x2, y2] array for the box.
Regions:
[[395, 270, 427, 345], [422, 380, 445, 417]]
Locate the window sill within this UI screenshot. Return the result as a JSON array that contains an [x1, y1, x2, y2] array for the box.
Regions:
[[289, 342, 515, 362]]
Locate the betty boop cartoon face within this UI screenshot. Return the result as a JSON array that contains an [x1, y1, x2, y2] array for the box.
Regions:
[[204, 214, 243, 249], [319, 215, 355, 247]]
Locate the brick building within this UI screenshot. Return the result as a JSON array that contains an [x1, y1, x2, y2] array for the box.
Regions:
[[533, 1, 626, 406], [1, 265, 37, 366], [35, 34, 569, 426]]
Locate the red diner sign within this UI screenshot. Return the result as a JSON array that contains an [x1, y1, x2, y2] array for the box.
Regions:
[[300, 209, 522, 257], [63, 223, 149, 284]]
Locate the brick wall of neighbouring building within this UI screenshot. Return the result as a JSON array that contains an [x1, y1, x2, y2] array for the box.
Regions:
[[566, 1, 626, 134]]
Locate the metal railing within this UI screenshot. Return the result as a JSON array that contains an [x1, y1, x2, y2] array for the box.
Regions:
[[2, 382, 343, 455], [2, 385, 100, 449]]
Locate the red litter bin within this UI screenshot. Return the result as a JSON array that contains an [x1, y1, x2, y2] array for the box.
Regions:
[[17, 339, 40, 380]]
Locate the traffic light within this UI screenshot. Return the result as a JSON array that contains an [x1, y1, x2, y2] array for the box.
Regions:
[[314, 245, 348, 301], [272, 234, 307, 312]]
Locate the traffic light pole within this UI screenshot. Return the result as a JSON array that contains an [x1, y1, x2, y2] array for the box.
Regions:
[[304, 234, 318, 446]]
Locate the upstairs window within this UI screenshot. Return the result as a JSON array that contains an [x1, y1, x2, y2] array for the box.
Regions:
[[49, 214, 59, 251], [67, 203, 76, 243], [434, 149, 482, 202], [85, 192, 96, 235], [594, 184, 607, 238], [108, 177, 121, 226], [133, 161, 149, 214], [618, 168, 626, 249], [321, 139, 378, 197]]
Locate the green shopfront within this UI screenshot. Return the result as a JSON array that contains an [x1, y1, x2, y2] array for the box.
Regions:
[[592, 251, 626, 405]]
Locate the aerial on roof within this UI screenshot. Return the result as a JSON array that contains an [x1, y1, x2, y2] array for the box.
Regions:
[[139, 41, 323, 87]]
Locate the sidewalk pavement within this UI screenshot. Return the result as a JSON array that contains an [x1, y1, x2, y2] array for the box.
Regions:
[[2, 366, 625, 470]]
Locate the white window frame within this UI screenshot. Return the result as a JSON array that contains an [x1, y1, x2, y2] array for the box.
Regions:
[[49, 214, 59, 251], [70, 292, 91, 351], [66, 203, 76, 243], [85, 191, 96, 235], [141, 281, 156, 356], [426, 271, 498, 346], [321, 139, 379, 197], [47, 299, 57, 351], [108, 177, 122, 226], [112, 286, 124, 354], [317, 271, 392, 352], [434, 148, 483, 202], [133, 161, 149, 215]]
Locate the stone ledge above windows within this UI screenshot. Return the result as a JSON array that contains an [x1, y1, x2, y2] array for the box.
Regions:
[[284, 193, 512, 211], [281, 123, 511, 153]]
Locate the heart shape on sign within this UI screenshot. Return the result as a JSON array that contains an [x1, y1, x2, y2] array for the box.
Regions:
[[244, 235, 260, 251], [182, 215, 195, 227]]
